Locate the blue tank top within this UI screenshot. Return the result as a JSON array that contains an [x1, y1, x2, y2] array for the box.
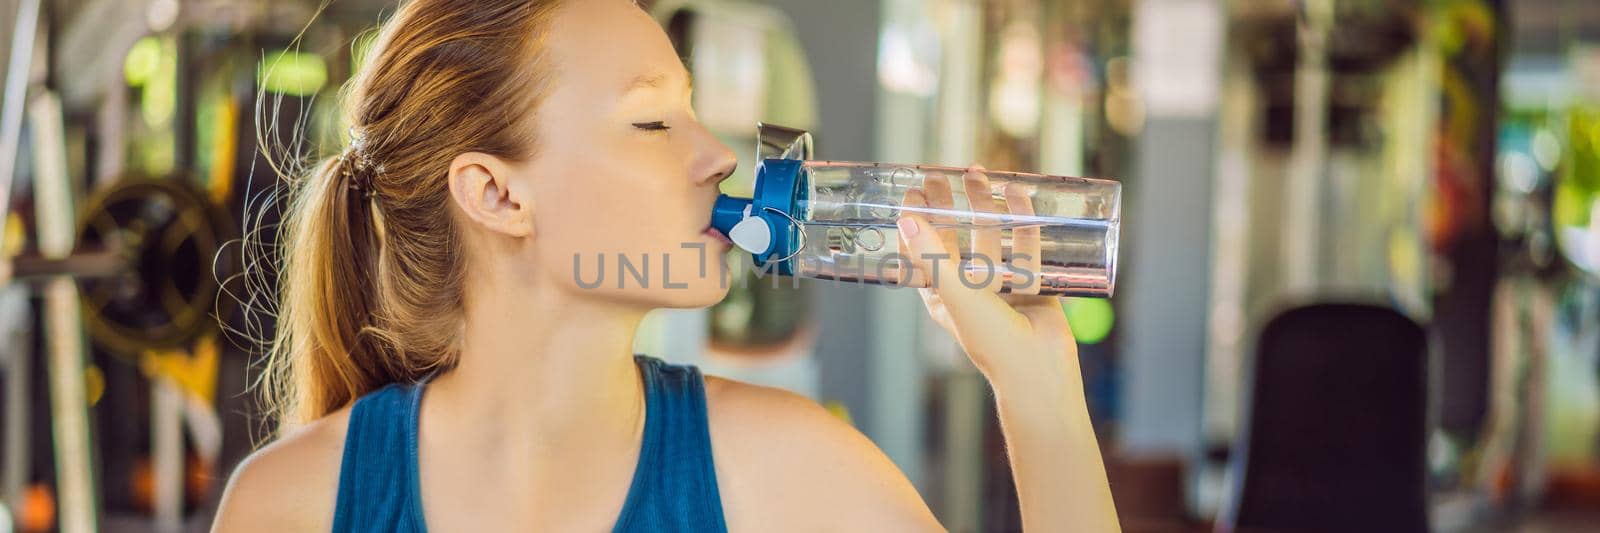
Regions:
[[330, 355, 728, 532]]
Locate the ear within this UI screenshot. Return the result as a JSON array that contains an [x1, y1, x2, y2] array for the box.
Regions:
[[447, 152, 534, 238]]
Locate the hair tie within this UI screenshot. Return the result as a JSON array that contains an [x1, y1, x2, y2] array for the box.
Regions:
[[341, 128, 379, 201]]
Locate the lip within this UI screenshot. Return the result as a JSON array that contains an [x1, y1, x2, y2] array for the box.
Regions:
[[704, 226, 733, 247]]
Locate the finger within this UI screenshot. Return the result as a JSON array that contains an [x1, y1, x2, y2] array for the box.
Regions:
[[897, 214, 1013, 329], [920, 170, 963, 257], [896, 190, 934, 288], [1003, 182, 1043, 295], [963, 166, 1004, 291]]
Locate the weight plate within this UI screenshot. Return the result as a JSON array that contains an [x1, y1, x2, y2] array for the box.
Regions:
[[76, 177, 237, 356]]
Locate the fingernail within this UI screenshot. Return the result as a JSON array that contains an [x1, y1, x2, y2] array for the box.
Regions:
[[897, 217, 920, 238]]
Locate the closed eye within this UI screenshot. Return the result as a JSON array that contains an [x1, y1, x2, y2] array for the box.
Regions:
[[632, 121, 671, 132]]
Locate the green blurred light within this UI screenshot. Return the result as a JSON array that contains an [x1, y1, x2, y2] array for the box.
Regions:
[[124, 37, 162, 87], [1063, 297, 1114, 345], [195, 81, 227, 185], [136, 129, 176, 177], [1557, 109, 1600, 229], [139, 38, 177, 127], [258, 50, 328, 97]]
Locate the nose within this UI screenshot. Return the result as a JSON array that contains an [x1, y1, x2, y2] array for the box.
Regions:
[[694, 127, 739, 187]]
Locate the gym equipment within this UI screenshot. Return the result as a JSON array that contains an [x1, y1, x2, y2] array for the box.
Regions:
[[2, 4, 237, 532], [1219, 303, 1430, 532], [5, 159, 237, 533], [0, 0, 41, 522], [0, 0, 100, 529], [24, 90, 99, 533], [7, 177, 239, 355]]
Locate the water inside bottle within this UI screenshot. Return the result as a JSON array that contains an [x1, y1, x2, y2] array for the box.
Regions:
[[794, 213, 1117, 297]]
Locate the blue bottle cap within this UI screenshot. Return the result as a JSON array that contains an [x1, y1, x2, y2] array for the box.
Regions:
[[709, 158, 805, 276]]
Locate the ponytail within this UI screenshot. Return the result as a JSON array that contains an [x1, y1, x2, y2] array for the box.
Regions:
[[251, 0, 565, 434], [262, 153, 390, 428]]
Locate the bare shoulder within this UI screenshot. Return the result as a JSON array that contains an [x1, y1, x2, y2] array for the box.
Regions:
[[702, 375, 943, 532], [211, 407, 351, 533]]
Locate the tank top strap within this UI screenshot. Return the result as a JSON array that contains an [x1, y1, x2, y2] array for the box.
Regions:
[[612, 355, 729, 533], [331, 381, 428, 533]]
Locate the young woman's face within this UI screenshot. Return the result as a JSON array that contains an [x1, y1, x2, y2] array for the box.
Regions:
[[516, 0, 739, 308]]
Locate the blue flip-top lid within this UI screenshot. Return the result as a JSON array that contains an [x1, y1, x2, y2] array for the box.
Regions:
[[709, 158, 806, 276]]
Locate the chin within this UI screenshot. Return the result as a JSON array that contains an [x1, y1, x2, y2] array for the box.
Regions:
[[660, 282, 732, 309], [567, 284, 728, 312]]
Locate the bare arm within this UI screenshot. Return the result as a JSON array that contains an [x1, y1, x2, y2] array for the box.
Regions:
[[991, 355, 1118, 531], [895, 166, 1120, 532]]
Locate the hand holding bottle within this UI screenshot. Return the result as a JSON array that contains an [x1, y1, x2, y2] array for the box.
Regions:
[[896, 166, 1120, 532], [894, 166, 1077, 387]]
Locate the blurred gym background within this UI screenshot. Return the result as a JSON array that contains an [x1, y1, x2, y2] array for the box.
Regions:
[[2, 0, 1600, 531]]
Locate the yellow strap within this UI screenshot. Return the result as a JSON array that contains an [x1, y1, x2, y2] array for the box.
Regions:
[[138, 334, 219, 404]]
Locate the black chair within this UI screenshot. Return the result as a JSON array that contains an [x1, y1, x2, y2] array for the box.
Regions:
[[1218, 303, 1431, 533]]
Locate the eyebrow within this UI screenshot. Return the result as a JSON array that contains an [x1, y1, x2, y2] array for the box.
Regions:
[[624, 71, 694, 94]]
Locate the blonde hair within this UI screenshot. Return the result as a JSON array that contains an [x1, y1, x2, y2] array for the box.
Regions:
[[258, 0, 566, 431]]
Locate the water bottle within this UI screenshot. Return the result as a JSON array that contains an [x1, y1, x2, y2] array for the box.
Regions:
[[710, 125, 1121, 298]]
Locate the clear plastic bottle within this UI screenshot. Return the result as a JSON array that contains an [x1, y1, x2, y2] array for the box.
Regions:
[[712, 158, 1120, 298]]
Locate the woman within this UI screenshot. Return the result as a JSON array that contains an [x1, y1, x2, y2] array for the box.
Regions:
[[213, 0, 1118, 531]]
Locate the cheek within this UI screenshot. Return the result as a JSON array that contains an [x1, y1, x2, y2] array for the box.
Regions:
[[522, 122, 708, 285], [528, 161, 689, 268]]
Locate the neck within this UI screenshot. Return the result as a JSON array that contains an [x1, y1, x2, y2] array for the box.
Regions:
[[427, 275, 649, 448]]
